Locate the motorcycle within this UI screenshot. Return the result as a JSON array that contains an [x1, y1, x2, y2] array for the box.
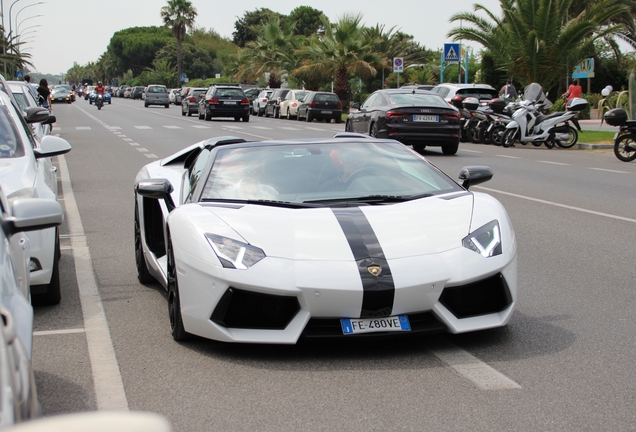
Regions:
[[502, 83, 586, 148], [604, 108, 636, 162], [95, 94, 104, 110]]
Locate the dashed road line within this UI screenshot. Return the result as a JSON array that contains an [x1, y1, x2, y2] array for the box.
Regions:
[[34, 328, 85, 336], [588, 167, 629, 174], [537, 160, 569, 165]]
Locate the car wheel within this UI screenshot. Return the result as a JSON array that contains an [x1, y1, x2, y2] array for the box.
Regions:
[[306, 113, 312, 122], [181, 107, 186, 117], [32, 230, 61, 306], [257, 107, 263, 117], [345, 119, 353, 132], [198, 108, 204, 120], [234, 116, 240, 122], [286, 109, 291, 120], [165, 104, 169, 108], [412, 144, 426, 153], [335, 117, 342, 124], [135, 201, 154, 284], [204, 109, 212, 121], [275, 107, 280, 119], [144, 103, 148, 108], [167, 237, 190, 341], [243, 115, 250, 122], [442, 141, 459, 155], [370, 123, 379, 138]]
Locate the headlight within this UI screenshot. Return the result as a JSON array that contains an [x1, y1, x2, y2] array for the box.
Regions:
[[205, 234, 266, 269], [462, 220, 502, 257]]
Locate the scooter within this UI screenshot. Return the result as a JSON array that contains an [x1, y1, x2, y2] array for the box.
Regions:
[[502, 83, 586, 148], [604, 108, 636, 162]]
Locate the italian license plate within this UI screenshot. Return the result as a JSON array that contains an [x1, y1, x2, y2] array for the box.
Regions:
[[413, 115, 438, 122], [341, 315, 411, 335], [321, 110, 332, 114], [224, 101, 237, 105]]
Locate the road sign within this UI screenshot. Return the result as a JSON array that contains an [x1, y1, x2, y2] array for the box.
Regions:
[[16, 71, 23, 79], [179, 74, 187, 82], [393, 57, 404, 73], [444, 43, 460, 63]]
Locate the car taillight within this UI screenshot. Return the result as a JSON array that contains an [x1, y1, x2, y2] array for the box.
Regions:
[[337, 102, 342, 109], [209, 98, 219, 104], [291, 103, 297, 107], [240, 98, 249, 105], [189, 96, 195, 102], [310, 101, 316, 108], [262, 98, 267, 102], [386, 111, 407, 118], [443, 112, 460, 119]]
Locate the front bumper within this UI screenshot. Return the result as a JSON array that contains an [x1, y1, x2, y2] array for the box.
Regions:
[[174, 242, 517, 344]]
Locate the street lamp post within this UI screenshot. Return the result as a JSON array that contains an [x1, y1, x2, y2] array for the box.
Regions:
[[16, 13, 41, 35], [12, 2, 44, 37]]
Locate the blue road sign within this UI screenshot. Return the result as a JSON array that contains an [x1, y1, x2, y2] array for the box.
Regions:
[[16, 71, 24, 79], [180, 74, 187, 82], [444, 43, 460, 63]]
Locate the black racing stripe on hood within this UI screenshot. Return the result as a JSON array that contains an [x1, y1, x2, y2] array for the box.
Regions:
[[332, 207, 395, 318]]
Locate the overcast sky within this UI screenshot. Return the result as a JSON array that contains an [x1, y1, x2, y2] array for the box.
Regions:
[[7, 0, 506, 74]]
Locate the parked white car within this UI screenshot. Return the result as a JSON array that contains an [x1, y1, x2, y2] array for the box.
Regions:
[[0, 91, 71, 304], [0, 185, 64, 426]]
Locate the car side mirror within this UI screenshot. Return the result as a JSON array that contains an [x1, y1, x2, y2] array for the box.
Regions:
[[458, 166, 493, 189], [351, 103, 360, 110], [136, 179, 176, 212]]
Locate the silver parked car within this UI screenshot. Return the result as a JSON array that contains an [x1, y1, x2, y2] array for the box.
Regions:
[[144, 85, 170, 108]]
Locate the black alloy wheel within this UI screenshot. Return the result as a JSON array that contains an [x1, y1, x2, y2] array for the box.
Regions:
[[167, 237, 190, 341]]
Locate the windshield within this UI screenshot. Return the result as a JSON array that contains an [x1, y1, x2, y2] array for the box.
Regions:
[[456, 88, 498, 100], [388, 93, 449, 108], [200, 142, 462, 204], [0, 105, 25, 158], [524, 83, 545, 102]]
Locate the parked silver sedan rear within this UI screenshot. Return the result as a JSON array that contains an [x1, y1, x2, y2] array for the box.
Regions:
[[144, 85, 170, 108]]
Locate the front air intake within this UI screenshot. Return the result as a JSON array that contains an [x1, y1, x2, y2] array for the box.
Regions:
[[211, 288, 300, 330], [439, 273, 512, 319]]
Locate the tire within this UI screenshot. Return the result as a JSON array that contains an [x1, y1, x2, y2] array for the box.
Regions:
[[274, 107, 280, 119], [181, 107, 186, 116], [614, 134, 636, 162], [306, 113, 312, 122], [370, 123, 379, 138], [442, 141, 459, 155], [502, 128, 517, 148], [165, 104, 169, 108], [167, 237, 190, 341], [555, 125, 578, 149], [478, 125, 492, 144], [286, 109, 291, 120], [234, 116, 240, 122], [187, 110, 192, 117], [335, 117, 342, 124], [468, 125, 481, 143], [412, 144, 426, 154], [490, 125, 506, 146], [257, 107, 263, 117], [204, 109, 212, 121], [243, 115, 250, 122], [198, 109, 204, 120], [265, 107, 271, 118], [32, 230, 61, 305], [345, 119, 353, 132], [144, 103, 148, 108], [135, 201, 153, 284]]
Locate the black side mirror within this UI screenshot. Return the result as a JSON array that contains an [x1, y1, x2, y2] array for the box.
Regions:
[[458, 166, 493, 189], [136, 179, 176, 212]]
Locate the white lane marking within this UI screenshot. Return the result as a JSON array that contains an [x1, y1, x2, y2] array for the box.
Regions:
[[145, 154, 158, 158], [122, 138, 133, 142], [429, 338, 521, 390], [222, 125, 244, 130], [460, 149, 483, 153], [305, 127, 330, 131], [129, 143, 140, 147], [537, 160, 569, 166], [476, 186, 636, 223], [137, 148, 148, 152], [163, 125, 182, 129], [34, 328, 85, 336], [588, 167, 630, 174], [134, 126, 152, 129], [495, 154, 521, 159], [280, 127, 301, 131], [76, 127, 92, 130], [250, 126, 272, 130], [105, 126, 121, 130], [58, 155, 128, 411], [191, 125, 211, 129]]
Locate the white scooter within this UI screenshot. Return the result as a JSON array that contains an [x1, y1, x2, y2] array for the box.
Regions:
[[502, 83, 586, 148]]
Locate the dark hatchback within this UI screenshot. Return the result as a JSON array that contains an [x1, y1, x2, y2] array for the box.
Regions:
[[181, 87, 206, 116], [264, 88, 290, 118], [198, 85, 250, 122], [346, 89, 460, 155], [297, 92, 342, 123], [131, 86, 145, 100]]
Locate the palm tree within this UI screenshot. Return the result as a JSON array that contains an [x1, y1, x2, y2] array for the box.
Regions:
[[448, 0, 630, 91], [161, 0, 197, 86], [297, 14, 383, 106]]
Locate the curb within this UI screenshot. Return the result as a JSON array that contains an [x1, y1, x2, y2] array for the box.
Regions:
[[576, 143, 613, 150]]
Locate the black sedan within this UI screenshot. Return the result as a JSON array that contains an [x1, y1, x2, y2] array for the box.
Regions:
[[50, 87, 72, 104], [346, 89, 461, 155]]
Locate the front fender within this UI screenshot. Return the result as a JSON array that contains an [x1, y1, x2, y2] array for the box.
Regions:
[[506, 121, 519, 129]]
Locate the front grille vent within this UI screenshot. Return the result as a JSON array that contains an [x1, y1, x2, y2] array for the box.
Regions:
[[439, 273, 512, 319]]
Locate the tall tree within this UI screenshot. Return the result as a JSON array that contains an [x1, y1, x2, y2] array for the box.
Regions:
[[232, 8, 284, 48], [297, 14, 383, 105], [448, 0, 630, 91], [161, 0, 197, 85], [286, 6, 325, 37]]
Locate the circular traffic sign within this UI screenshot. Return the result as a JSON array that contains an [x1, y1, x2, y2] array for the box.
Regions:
[[394, 58, 403, 67]]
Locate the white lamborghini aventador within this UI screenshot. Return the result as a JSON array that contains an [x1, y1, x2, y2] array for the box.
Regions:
[[134, 134, 517, 343]]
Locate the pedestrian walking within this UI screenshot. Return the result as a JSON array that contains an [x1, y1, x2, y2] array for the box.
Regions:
[[499, 80, 518, 100], [37, 79, 51, 111]]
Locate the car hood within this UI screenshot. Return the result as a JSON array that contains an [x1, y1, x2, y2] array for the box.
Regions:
[[198, 194, 473, 260]]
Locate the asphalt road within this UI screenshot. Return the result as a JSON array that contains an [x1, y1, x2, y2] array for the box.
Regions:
[[32, 97, 636, 431]]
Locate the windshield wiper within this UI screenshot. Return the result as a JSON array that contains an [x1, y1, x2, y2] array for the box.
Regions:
[[303, 194, 433, 205], [201, 199, 320, 208]]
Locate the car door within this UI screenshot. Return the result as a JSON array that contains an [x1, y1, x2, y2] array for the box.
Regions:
[[355, 93, 380, 133]]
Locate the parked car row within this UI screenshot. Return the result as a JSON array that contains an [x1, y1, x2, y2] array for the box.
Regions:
[[251, 88, 343, 124], [0, 74, 73, 428]]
